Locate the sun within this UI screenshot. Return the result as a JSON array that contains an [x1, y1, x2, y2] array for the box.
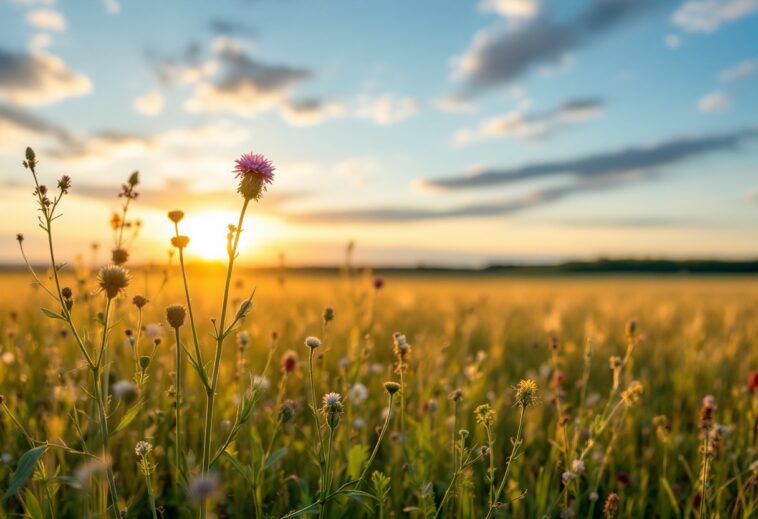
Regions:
[[180, 210, 271, 262]]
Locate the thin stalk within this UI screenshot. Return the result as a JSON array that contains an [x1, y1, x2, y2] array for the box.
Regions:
[[486, 425, 496, 508], [174, 222, 205, 385], [308, 348, 326, 469], [357, 395, 395, 486], [487, 406, 526, 519], [174, 327, 183, 487]]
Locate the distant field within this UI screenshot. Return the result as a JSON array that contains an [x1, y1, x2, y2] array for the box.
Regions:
[[1, 270, 757, 517]]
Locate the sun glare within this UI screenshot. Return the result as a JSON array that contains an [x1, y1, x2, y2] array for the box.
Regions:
[[180, 210, 279, 262]]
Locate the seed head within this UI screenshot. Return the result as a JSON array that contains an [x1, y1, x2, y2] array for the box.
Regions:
[[111, 248, 129, 265], [571, 459, 586, 474], [322, 392, 344, 428], [281, 350, 298, 374], [603, 493, 620, 518], [515, 379, 539, 408], [621, 380, 644, 405], [134, 441, 152, 456], [323, 306, 334, 323], [384, 381, 401, 395], [373, 277, 385, 290], [171, 235, 190, 249], [61, 287, 73, 299], [168, 210, 184, 223], [448, 388, 464, 402], [234, 152, 275, 201], [393, 332, 411, 360], [235, 299, 253, 320], [132, 295, 149, 309], [16, 234, 23, 243], [97, 265, 129, 299], [279, 399, 297, 423], [165, 304, 187, 328], [305, 336, 321, 350], [474, 403, 495, 427], [57, 175, 71, 194]]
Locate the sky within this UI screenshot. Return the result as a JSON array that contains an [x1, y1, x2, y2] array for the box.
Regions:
[[1, 0, 757, 267]]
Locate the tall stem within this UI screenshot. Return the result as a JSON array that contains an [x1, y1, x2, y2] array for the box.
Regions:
[[174, 327, 183, 487], [174, 222, 205, 377], [358, 395, 394, 485], [487, 407, 525, 519], [308, 348, 326, 489], [200, 198, 249, 519]]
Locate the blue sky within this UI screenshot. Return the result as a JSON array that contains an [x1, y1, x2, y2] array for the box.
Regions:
[[1, 0, 757, 266]]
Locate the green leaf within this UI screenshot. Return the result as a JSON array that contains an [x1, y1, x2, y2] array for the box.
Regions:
[[347, 444, 368, 480], [3, 446, 48, 501], [660, 477, 680, 514], [223, 452, 253, 485], [263, 447, 287, 470], [41, 308, 65, 321], [23, 489, 44, 519], [113, 400, 143, 434]]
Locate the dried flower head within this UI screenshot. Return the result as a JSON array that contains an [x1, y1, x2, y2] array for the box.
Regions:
[[132, 295, 149, 309], [305, 336, 321, 350], [348, 383, 369, 405], [322, 392, 344, 428], [171, 235, 190, 249], [474, 403, 495, 427], [57, 175, 71, 194], [323, 306, 334, 323], [280, 350, 298, 374], [134, 441, 152, 456], [621, 380, 644, 405], [165, 304, 187, 328], [111, 248, 129, 265], [393, 332, 411, 360], [168, 210, 184, 223], [279, 399, 298, 423], [61, 287, 73, 299], [373, 277, 385, 290], [97, 265, 129, 299], [515, 379, 539, 408], [384, 381, 401, 395], [603, 493, 620, 518], [448, 388, 464, 402], [234, 152, 275, 201]]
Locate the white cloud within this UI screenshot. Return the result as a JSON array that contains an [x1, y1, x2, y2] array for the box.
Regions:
[[280, 99, 344, 126], [672, 0, 758, 33], [26, 8, 66, 31], [355, 94, 420, 125], [100, 0, 120, 14], [479, 0, 539, 18], [435, 96, 477, 113], [29, 33, 52, 51], [746, 188, 758, 203], [697, 91, 731, 113], [0, 49, 92, 105], [454, 98, 604, 146], [664, 34, 681, 49], [719, 58, 758, 81], [133, 91, 165, 117], [335, 158, 380, 186]]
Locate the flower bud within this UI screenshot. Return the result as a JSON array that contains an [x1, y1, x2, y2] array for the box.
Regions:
[[171, 236, 190, 249], [305, 336, 321, 350], [168, 210, 184, 223], [384, 381, 401, 395], [165, 304, 187, 328]]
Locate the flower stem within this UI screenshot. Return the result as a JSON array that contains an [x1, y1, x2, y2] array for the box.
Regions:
[[357, 394, 394, 486], [174, 327, 183, 488], [487, 406, 525, 519]]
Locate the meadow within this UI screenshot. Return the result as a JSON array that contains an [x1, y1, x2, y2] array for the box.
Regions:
[[1, 149, 758, 518]]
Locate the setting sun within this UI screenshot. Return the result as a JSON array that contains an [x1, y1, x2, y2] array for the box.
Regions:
[[179, 210, 282, 262]]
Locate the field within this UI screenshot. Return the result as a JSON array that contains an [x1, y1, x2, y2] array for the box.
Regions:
[[2, 269, 758, 518]]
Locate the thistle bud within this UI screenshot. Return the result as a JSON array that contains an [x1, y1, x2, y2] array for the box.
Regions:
[[97, 265, 129, 299], [111, 248, 129, 265], [165, 304, 187, 328], [168, 210, 184, 223], [61, 287, 73, 299], [323, 306, 334, 323], [384, 381, 401, 395], [132, 295, 149, 309], [278, 399, 297, 423], [139, 356, 151, 369]]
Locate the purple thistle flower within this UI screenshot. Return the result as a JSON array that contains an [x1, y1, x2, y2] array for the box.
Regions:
[[234, 152, 274, 200]]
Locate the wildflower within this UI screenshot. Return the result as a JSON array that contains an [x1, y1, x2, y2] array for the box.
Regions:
[[16, 234, 23, 243], [234, 152, 275, 201], [561, 471, 576, 484], [474, 403, 495, 427], [280, 350, 298, 374], [253, 375, 270, 391], [25, 146, 37, 168], [237, 331, 250, 349], [134, 441, 152, 456], [132, 295, 149, 309], [188, 473, 220, 503], [373, 278, 385, 290], [700, 395, 716, 432], [603, 493, 620, 518], [589, 491, 599, 502], [393, 332, 411, 360], [384, 381, 401, 395], [621, 380, 644, 405], [57, 175, 71, 194], [235, 299, 253, 320], [323, 306, 334, 323], [171, 235, 190, 249], [448, 388, 464, 402], [165, 304, 187, 328], [322, 392, 344, 428], [112, 380, 139, 402], [514, 379, 539, 408], [348, 383, 369, 404], [571, 459, 586, 474], [111, 248, 129, 265], [626, 319, 637, 339], [278, 399, 297, 423], [168, 210, 184, 223], [305, 336, 321, 350], [97, 265, 129, 299], [61, 287, 73, 299], [145, 324, 163, 339], [353, 418, 365, 429], [748, 371, 758, 391]]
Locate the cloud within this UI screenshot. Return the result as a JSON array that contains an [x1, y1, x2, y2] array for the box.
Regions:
[[133, 91, 165, 116], [454, 97, 604, 145], [100, 0, 120, 14], [0, 49, 92, 105], [672, 0, 758, 33], [453, 0, 658, 97], [335, 157, 380, 186], [479, 0, 539, 18], [280, 98, 345, 126], [285, 178, 629, 224], [664, 34, 681, 49], [146, 43, 214, 86], [0, 102, 74, 151], [355, 94, 420, 125], [26, 8, 66, 31], [697, 91, 731, 113], [719, 58, 758, 81], [422, 128, 758, 190], [184, 45, 312, 117], [745, 188, 758, 203]]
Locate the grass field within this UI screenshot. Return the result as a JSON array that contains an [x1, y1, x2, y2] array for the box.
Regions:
[[2, 269, 757, 518]]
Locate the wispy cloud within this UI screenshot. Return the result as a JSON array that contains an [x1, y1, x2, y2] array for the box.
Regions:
[[453, 97, 604, 145], [422, 128, 758, 190], [133, 91, 165, 117], [672, 0, 758, 33], [355, 93, 420, 125], [0, 48, 92, 105], [0, 102, 74, 152], [719, 58, 758, 81], [697, 91, 731, 113], [452, 0, 658, 98], [479, 0, 539, 18], [280, 98, 345, 126], [26, 8, 65, 31]]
